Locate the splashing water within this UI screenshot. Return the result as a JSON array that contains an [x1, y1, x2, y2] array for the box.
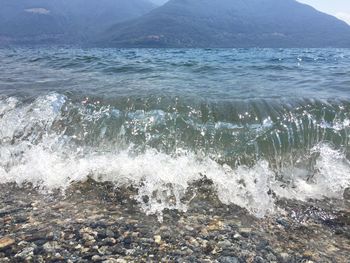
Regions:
[[0, 92, 349, 220]]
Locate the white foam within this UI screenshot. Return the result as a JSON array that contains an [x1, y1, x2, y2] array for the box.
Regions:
[[272, 144, 350, 200], [0, 97, 18, 115], [3, 139, 349, 219], [0, 93, 65, 141], [0, 141, 276, 219]]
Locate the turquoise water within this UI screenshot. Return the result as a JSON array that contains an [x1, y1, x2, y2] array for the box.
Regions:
[[0, 48, 350, 217], [1, 48, 350, 99]]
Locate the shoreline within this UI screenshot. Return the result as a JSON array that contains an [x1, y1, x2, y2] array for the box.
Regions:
[[0, 182, 349, 262]]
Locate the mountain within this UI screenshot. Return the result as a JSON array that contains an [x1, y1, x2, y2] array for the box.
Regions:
[[99, 0, 350, 48], [0, 0, 156, 45]]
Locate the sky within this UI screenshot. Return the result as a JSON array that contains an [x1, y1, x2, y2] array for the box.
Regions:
[[298, 0, 350, 24], [149, 0, 168, 5]]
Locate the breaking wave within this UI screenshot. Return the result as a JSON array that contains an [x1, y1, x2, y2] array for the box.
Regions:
[[0, 93, 350, 219]]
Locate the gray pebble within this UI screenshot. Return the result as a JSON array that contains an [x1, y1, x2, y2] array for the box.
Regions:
[[43, 241, 61, 253], [218, 240, 232, 249], [15, 246, 36, 258], [218, 256, 240, 263], [344, 187, 350, 201]]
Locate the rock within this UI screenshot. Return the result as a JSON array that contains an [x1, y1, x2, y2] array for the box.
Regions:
[[106, 229, 116, 238], [90, 221, 107, 229], [344, 188, 350, 201], [75, 244, 82, 250], [218, 240, 232, 249], [254, 256, 266, 263], [47, 232, 55, 241], [154, 235, 162, 244], [303, 250, 315, 259], [276, 218, 289, 228], [85, 241, 96, 247], [280, 253, 290, 261], [239, 228, 252, 238], [80, 227, 98, 237], [218, 256, 239, 263], [122, 236, 132, 249], [266, 253, 277, 261], [97, 228, 116, 239], [0, 237, 15, 250], [43, 241, 61, 253], [203, 241, 216, 254], [185, 226, 194, 231], [200, 228, 209, 236], [17, 241, 29, 247], [15, 246, 36, 258], [81, 247, 90, 253], [109, 245, 126, 256], [13, 214, 28, 224], [206, 219, 224, 231], [98, 246, 111, 255], [102, 259, 126, 263], [139, 238, 153, 244], [92, 255, 102, 262], [233, 233, 241, 240], [82, 233, 95, 242], [102, 237, 116, 246], [188, 237, 199, 247], [102, 259, 119, 263], [200, 239, 208, 249], [53, 253, 63, 260], [2, 216, 12, 225], [25, 231, 50, 243]]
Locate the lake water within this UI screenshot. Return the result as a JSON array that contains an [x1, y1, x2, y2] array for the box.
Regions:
[[1, 47, 350, 218]]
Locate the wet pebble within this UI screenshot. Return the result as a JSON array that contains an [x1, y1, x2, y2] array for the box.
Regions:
[[92, 255, 102, 261], [0, 237, 15, 250], [102, 258, 127, 263], [344, 188, 350, 201], [122, 236, 133, 249], [14, 245, 36, 259], [154, 235, 162, 244], [101, 237, 116, 246], [98, 246, 111, 255], [239, 228, 252, 238], [1, 184, 349, 262], [276, 218, 289, 228], [218, 256, 240, 263], [43, 241, 61, 253]]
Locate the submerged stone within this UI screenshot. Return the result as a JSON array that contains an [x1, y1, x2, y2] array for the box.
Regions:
[[344, 188, 350, 201], [154, 235, 162, 244], [0, 237, 15, 250], [218, 256, 240, 263]]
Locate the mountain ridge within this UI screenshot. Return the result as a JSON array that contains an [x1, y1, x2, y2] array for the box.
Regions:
[[0, 0, 156, 45], [98, 0, 350, 48]]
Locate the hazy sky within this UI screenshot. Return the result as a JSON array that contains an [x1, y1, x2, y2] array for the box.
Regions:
[[298, 0, 350, 24]]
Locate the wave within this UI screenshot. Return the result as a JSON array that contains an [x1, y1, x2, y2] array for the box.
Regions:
[[0, 93, 349, 219]]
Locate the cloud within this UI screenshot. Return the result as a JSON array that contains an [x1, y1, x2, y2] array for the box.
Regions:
[[336, 12, 350, 25], [25, 8, 50, 15]]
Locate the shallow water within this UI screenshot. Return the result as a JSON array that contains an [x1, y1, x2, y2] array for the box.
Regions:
[[0, 47, 350, 218]]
